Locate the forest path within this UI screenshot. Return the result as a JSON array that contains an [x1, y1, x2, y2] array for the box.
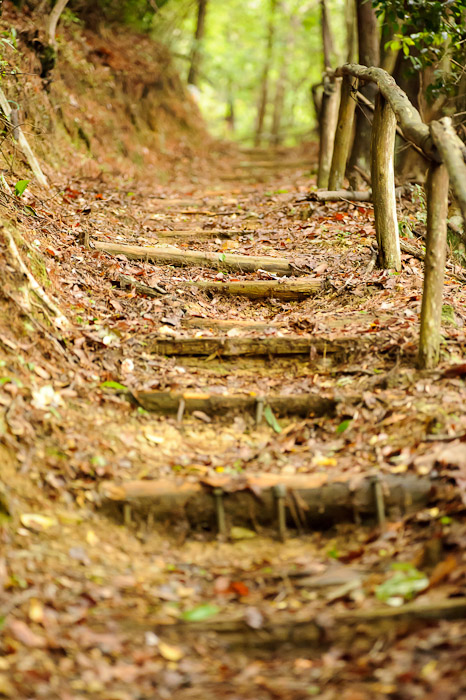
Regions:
[[3, 147, 466, 699]]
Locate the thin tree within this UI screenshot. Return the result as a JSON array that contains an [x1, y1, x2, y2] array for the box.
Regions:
[[321, 0, 334, 70], [187, 0, 208, 86], [270, 13, 297, 146], [347, 0, 380, 188], [47, 0, 70, 47], [254, 0, 277, 146]]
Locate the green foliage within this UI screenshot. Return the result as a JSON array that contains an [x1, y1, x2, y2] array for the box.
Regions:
[[99, 380, 128, 391], [374, 0, 466, 99], [264, 404, 281, 433], [375, 562, 429, 604], [152, 0, 347, 142], [70, 0, 171, 31], [181, 603, 220, 621], [14, 179, 30, 197], [0, 27, 17, 76], [336, 419, 351, 434]]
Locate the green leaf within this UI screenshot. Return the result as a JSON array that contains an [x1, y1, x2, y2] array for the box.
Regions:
[[336, 419, 352, 434], [181, 604, 220, 622], [15, 179, 30, 197], [99, 381, 128, 391], [375, 563, 428, 603], [264, 404, 282, 433], [219, 253, 226, 262]]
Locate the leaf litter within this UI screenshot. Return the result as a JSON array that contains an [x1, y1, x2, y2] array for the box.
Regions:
[[1, 148, 466, 699]]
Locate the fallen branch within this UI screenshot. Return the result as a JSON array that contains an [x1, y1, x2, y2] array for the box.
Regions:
[[129, 390, 337, 417], [335, 64, 439, 161], [400, 241, 466, 283], [309, 189, 372, 202], [2, 226, 69, 330], [186, 277, 322, 300], [93, 241, 295, 275], [115, 274, 167, 297], [0, 88, 49, 188], [430, 118, 466, 236], [151, 229, 252, 239], [148, 335, 359, 357]]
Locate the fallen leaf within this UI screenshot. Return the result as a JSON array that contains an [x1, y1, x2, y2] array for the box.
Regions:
[[158, 641, 184, 662], [28, 598, 44, 623], [181, 603, 220, 622], [244, 606, 263, 629], [20, 513, 57, 532], [429, 555, 457, 588], [230, 526, 257, 540], [8, 619, 47, 648]]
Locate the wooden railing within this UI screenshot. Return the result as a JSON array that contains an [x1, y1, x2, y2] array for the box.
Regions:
[[317, 64, 466, 369]]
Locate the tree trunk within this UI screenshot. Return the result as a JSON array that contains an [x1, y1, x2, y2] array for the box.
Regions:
[[187, 0, 208, 86], [430, 118, 466, 233], [417, 163, 449, 369], [345, 0, 357, 64], [328, 74, 358, 190], [317, 77, 341, 188], [391, 49, 427, 182], [47, 0, 69, 47], [371, 92, 400, 270], [321, 0, 335, 70], [347, 0, 380, 189], [271, 16, 297, 146], [254, 0, 277, 146]]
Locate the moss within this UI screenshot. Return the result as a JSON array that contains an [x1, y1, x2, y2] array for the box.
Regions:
[[23, 246, 50, 288]]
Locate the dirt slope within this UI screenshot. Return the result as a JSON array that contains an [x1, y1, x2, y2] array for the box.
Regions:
[[0, 7, 466, 700]]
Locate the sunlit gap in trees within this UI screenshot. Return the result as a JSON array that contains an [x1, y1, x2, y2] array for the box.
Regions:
[[152, 0, 347, 145]]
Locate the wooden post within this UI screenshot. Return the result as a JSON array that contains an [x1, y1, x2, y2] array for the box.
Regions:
[[328, 74, 357, 190], [430, 118, 466, 243], [317, 77, 341, 189], [418, 162, 449, 369], [371, 92, 401, 270]]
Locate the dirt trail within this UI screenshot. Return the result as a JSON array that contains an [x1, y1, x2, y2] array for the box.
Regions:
[[2, 149, 466, 699]]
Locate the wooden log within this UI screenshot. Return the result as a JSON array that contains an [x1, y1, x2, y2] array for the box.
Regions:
[[147, 335, 358, 357], [317, 77, 342, 188], [151, 229, 252, 239], [430, 118, 466, 238], [162, 597, 466, 649], [328, 74, 358, 190], [310, 189, 372, 202], [100, 472, 441, 532], [93, 241, 295, 275], [181, 317, 281, 331], [308, 187, 404, 202], [335, 64, 439, 161], [130, 391, 337, 417], [187, 278, 322, 300], [371, 92, 401, 270], [418, 162, 449, 369]]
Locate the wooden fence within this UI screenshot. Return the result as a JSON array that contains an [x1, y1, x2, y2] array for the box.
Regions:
[[317, 64, 466, 369]]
